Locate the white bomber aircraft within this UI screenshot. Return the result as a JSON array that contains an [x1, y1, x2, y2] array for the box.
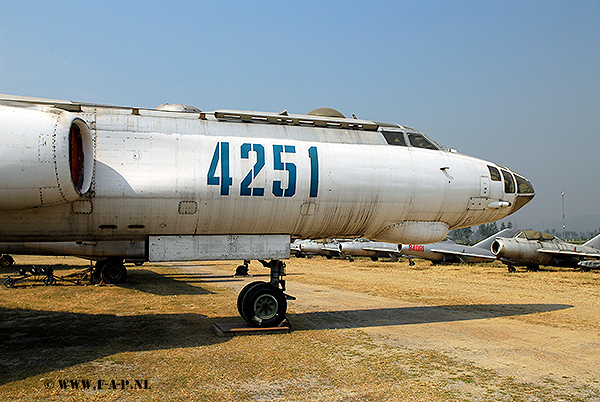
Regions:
[[0, 94, 534, 327]]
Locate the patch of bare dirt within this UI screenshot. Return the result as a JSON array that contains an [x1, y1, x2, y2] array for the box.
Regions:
[[207, 257, 600, 400]]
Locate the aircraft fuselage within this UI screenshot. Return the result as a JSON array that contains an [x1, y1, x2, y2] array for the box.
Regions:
[[0, 95, 535, 262], [0, 95, 536, 327]]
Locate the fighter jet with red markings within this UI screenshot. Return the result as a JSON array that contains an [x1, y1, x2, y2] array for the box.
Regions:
[[491, 231, 600, 272], [400, 229, 518, 265]]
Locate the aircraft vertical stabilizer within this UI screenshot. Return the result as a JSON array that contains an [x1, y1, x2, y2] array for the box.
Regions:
[[583, 233, 600, 249], [473, 228, 519, 249]]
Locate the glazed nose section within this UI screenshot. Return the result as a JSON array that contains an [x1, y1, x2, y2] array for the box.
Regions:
[[510, 172, 535, 214]]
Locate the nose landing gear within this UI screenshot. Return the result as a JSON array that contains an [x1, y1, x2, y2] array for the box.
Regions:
[[237, 260, 290, 327]]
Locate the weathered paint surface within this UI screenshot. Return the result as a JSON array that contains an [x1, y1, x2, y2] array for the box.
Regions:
[[0, 96, 535, 259], [492, 231, 600, 268]]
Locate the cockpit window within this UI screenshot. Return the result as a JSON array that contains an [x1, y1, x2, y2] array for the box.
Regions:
[[522, 230, 555, 240], [407, 133, 439, 150], [381, 129, 442, 150], [488, 166, 501, 181], [501, 169, 515, 193], [381, 130, 407, 146], [515, 174, 534, 194]]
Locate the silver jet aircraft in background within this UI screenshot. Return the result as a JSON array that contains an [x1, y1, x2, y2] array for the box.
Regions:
[[291, 239, 343, 259], [401, 228, 519, 265], [491, 231, 600, 272], [0, 94, 534, 326], [338, 239, 403, 262]]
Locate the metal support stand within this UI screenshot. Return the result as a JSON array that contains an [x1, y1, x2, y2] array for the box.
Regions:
[[258, 259, 286, 291]]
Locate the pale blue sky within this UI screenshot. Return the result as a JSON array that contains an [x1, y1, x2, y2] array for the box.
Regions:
[[1, 1, 598, 231]]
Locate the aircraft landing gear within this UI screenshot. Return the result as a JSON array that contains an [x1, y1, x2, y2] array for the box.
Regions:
[[0, 254, 15, 268], [237, 260, 289, 327], [93, 259, 127, 284], [235, 260, 251, 276]]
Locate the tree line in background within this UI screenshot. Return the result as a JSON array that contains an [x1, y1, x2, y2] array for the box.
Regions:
[[448, 222, 600, 245]]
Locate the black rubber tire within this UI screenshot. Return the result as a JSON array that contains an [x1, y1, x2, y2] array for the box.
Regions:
[[0, 255, 15, 268], [101, 260, 127, 284], [3, 277, 15, 288], [241, 282, 287, 327], [235, 265, 249, 276], [237, 281, 266, 321], [92, 260, 108, 284]]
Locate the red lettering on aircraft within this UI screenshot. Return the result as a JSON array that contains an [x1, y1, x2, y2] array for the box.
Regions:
[[408, 245, 425, 252]]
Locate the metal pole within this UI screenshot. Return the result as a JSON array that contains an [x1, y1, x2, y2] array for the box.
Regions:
[[561, 191, 565, 240]]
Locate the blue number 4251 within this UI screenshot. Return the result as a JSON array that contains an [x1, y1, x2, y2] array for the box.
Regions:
[[207, 142, 318, 198]]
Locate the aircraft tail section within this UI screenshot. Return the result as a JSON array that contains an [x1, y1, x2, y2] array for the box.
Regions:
[[474, 228, 519, 249], [583, 233, 600, 250]]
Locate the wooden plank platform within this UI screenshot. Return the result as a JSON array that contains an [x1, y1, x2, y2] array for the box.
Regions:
[[213, 320, 292, 337]]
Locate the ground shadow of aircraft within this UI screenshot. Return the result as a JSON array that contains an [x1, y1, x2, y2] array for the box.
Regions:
[[0, 302, 572, 386], [291, 303, 573, 331], [1, 264, 217, 297], [126, 269, 217, 296]]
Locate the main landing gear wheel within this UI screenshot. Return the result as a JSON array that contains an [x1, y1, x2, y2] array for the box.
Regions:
[[94, 259, 127, 284], [0, 254, 15, 268], [235, 260, 251, 276], [101, 260, 127, 284]]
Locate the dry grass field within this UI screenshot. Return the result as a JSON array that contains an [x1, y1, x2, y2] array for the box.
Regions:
[[1, 255, 599, 401]]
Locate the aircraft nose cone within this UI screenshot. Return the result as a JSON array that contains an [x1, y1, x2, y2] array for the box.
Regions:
[[510, 194, 534, 214], [509, 173, 535, 214]]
